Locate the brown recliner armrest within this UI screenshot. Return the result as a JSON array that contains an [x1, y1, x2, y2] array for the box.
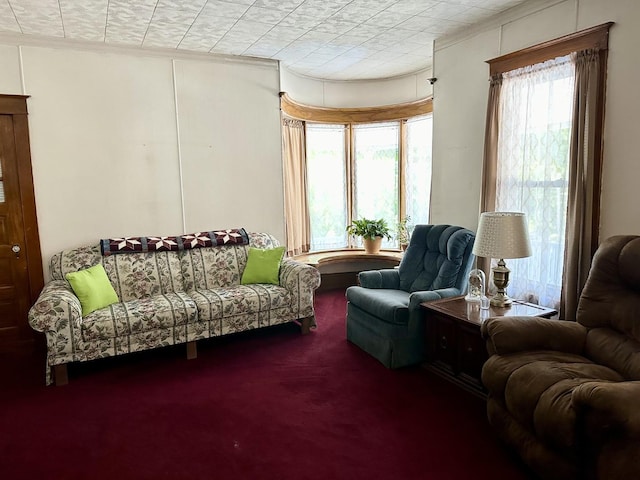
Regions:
[[572, 381, 640, 440], [481, 316, 587, 356]]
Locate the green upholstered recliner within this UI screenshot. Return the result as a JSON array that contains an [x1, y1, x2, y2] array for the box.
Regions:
[[346, 224, 476, 368]]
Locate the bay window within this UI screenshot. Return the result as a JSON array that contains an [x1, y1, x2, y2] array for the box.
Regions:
[[305, 114, 432, 251]]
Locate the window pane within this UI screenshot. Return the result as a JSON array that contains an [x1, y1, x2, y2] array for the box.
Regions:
[[405, 115, 432, 230], [306, 124, 348, 250], [353, 122, 399, 248], [496, 55, 575, 309]]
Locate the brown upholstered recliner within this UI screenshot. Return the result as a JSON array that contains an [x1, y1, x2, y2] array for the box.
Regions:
[[481, 235, 640, 480]]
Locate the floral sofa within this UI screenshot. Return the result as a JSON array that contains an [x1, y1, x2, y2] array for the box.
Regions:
[[29, 232, 321, 385]]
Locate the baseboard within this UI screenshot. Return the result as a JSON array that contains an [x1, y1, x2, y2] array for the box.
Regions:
[[318, 272, 359, 291]]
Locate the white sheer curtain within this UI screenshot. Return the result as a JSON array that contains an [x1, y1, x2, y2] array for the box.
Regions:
[[495, 55, 575, 310]]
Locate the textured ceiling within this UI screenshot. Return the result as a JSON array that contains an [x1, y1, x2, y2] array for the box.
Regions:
[[0, 0, 528, 80]]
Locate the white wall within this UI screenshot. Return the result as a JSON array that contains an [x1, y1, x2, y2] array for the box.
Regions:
[[0, 41, 282, 276], [174, 59, 282, 233], [0, 45, 22, 93], [280, 66, 433, 108], [430, 28, 499, 230], [432, 0, 640, 240]]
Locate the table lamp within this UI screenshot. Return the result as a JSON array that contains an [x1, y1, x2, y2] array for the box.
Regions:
[[472, 212, 532, 307]]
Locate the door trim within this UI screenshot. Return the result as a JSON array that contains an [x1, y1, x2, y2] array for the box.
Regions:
[[0, 95, 44, 311]]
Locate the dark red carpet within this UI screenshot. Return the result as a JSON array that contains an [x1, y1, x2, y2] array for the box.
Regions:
[[1, 289, 533, 479]]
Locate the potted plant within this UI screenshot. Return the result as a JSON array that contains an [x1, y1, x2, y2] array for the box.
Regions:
[[346, 218, 392, 254], [396, 216, 412, 251]]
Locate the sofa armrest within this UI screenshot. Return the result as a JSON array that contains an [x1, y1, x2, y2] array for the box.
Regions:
[[279, 259, 321, 319], [28, 280, 83, 333], [481, 317, 587, 356], [358, 269, 400, 289], [573, 381, 640, 440], [29, 280, 85, 384]]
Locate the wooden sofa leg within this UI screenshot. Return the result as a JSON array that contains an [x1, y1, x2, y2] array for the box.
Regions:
[[54, 364, 68, 386], [186, 341, 197, 360], [301, 316, 314, 335]]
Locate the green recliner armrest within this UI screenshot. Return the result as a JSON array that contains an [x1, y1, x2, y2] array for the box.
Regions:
[[408, 288, 460, 310], [358, 269, 400, 289]]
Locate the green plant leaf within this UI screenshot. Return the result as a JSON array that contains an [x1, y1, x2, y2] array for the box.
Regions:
[[346, 217, 392, 240]]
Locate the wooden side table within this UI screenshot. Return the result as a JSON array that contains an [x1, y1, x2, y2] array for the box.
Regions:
[[420, 296, 557, 397]]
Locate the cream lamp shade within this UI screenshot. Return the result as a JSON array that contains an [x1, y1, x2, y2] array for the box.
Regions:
[[473, 212, 532, 260]]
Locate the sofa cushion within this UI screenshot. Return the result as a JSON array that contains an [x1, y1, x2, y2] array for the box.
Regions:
[[190, 284, 292, 322], [485, 351, 624, 452], [346, 287, 410, 325], [102, 251, 184, 302], [66, 264, 119, 316], [578, 236, 640, 343], [181, 245, 248, 290], [241, 246, 285, 285], [49, 245, 103, 281], [482, 351, 592, 395], [81, 292, 198, 341]]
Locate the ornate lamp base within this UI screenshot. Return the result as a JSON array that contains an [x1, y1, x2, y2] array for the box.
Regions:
[[489, 290, 513, 307], [490, 259, 512, 308]]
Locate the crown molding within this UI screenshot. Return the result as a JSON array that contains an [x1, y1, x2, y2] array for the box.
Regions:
[[0, 32, 278, 69], [281, 64, 433, 85]]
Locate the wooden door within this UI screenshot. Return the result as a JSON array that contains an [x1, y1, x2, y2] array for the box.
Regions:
[[0, 95, 43, 350]]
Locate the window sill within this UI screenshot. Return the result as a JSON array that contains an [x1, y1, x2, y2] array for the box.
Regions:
[[293, 249, 403, 272]]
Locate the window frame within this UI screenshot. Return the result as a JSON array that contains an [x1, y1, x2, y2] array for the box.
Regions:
[[486, 22, 612, 254], [481, 21, 613, 316]]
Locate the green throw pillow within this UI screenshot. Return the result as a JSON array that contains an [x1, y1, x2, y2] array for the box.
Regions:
[[241, 246, 285, 285], [66, 264, 119, 316]]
